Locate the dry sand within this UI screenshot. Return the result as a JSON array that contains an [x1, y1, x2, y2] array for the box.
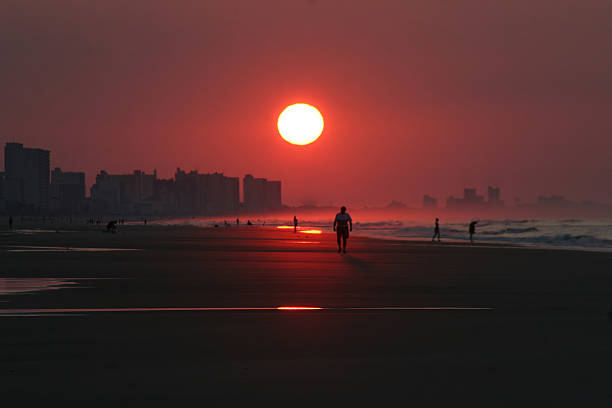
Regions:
[[1, 224, 612, 405]]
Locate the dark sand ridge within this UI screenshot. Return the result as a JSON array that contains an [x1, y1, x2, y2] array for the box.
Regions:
[[1, 225, 612, 404]]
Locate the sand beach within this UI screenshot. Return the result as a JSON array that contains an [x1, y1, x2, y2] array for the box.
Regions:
[[1, 224, 612, 404]]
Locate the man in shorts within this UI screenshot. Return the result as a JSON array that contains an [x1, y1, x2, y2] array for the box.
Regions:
[[333, 206, 353, 253]]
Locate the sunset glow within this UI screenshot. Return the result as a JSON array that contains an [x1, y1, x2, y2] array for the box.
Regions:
[[277, 104, 324, 145]]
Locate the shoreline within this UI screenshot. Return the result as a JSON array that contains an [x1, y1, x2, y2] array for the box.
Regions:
[[3, 220, 612, 254]]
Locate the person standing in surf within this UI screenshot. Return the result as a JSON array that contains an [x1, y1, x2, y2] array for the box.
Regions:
[[333, 206, 353, 253], [469, 220, 478, 243], [432, 218, 441, 242]]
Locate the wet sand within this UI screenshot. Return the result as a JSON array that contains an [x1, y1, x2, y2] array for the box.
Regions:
[[1, 225, 612, 404]]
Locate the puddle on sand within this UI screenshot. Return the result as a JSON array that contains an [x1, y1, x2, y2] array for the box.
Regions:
[[0, 278, 77, 295], [5, 246, 141, 252]]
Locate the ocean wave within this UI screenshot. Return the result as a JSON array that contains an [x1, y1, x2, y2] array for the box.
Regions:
[[355, 219, 612, 250], [481, 227, 539, 235]]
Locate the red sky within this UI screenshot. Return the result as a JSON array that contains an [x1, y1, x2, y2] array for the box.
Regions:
[[2, 0, 612, 206]]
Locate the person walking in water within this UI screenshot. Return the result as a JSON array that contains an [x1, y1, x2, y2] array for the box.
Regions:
[[293, 216, 298, 233], [432, 218, 440, 242], [333, 206, 353, 253], [469, 220, 478, 243]]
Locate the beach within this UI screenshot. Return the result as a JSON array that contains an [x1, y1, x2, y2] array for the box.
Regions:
[[2, 224, 612, 404]]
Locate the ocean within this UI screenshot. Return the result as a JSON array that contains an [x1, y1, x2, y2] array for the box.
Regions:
[[156, 216, 612, 252]]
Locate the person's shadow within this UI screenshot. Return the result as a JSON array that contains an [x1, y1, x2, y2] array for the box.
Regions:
[[341, 255, 372, 273]]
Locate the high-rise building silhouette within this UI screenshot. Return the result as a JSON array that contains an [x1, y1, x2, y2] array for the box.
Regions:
[[423, 195, 438, 209], [446, 186, 504, 209], [50, 168, 85, 212], [91, 170, 157, 213], [487, 186, 504, 207], [174, 169, 239, 215], [243, 174, 282, 211], [3, 143, 50, 211]]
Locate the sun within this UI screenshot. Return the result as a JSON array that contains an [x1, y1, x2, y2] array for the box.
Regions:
[[277, 103, 324, 145]]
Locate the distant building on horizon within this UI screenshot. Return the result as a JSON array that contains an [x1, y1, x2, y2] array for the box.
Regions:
[[243, 174, 282, 212], [90, 168, 241, 215], [90, 169, 157, 214], [3, 142, 50, 212], [487, 186, 504, 207], [422, 195, 438, 209], [446, 188, 485, 209], [537, 195, 571, 207], [50, 168, 85, 213], [174, 168, 239, 215], [446, 186, 504, 209]]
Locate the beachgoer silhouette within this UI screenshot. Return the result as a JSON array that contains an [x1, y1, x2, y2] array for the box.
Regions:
[[432, 218, 440, 242], [293, 216, 298, 233], [9, 216, 13, 230], [333, 206, 353, 253], [469, 220, 478, 243], [247, 220, 253, 225], [236, 218, 240, 226], [106, 220, 117, 233]]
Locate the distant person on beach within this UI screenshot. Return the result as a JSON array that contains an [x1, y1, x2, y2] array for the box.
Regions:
[[469, 220, 478, 243], [247, 220, 253, 225], [432, 218, 440, 242], [9, 216, 13, 230], [333, 206, 353, 253], [293, 216, 298, 233], [236, 218, 240, 226], [106, 220, 117, 233]]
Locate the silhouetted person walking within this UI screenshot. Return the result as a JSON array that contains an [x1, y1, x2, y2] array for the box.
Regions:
[[469, 220, 478, 243], [236, 218, 240, 226], [333, 206, 352, 253], [293, 216, 298, 233], [9, 216, 13, 230], [107, 220, 117, 233], [432, 218, 440, 242]]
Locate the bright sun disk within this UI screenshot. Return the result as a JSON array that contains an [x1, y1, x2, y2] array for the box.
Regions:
[[277, 103, 324, 145]]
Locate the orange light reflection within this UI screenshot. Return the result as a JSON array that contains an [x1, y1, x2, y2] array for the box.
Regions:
[[277, 306, 323, 311], [300, 229, 322, 234]]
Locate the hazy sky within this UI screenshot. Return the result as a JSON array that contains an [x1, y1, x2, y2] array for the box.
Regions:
[[2, 0, 611, 206]]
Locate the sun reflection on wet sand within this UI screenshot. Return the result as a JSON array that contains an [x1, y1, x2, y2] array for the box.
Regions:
[[275, 226, 323, 234], [0, 278, 77, 295], [0, 306, 493, 315], [277, 306, 322, 310]]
